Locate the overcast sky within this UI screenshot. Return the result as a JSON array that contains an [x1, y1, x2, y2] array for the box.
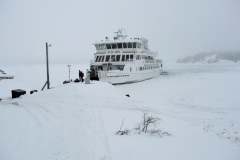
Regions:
[[1, 0, 240, 65]]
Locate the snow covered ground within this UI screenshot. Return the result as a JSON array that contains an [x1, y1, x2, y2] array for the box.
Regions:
[[0, 63, 240, 160]]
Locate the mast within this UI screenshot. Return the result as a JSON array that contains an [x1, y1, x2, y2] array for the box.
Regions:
[[114, 28, 127, 40]]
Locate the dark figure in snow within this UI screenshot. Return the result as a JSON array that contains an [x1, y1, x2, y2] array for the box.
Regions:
[[80, 71, 84, 82], [81, 72, 84, 82], [79, 70, 81, 81]]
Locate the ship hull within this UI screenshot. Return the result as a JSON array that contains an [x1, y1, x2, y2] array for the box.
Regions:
[[98, 69, 161, 84]]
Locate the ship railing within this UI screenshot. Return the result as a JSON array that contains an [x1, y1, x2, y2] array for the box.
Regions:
[[98, 71, 107, 78], [126, 59, 134, 62], [144, 59, 155, 63], [156, 59, 162, 63], [145, 50, 158, 56]]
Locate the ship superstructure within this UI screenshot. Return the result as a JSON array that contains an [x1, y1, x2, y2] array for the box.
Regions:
[[89, 29, 162, 84]]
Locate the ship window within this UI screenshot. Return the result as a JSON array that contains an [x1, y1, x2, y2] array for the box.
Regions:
[[102, 44, 106, 50], [106, 55, 110, 62], [121, 55, 125, 61], [117, 43, 122, 49], [98, 56, 102, 62], [133, 42, 136, 48], [101, 56, 105, 62], [123, 43, 127, 48], [127, 42, 132, 48], [126, 55, 129, 61], [95, 56, 99, 62], [106, 44, 111, 49], [111, 43, 117, 49], [111, 55, 115, 61], [130, 55, 133, 60], [99, 44, 103, 50], [95, 44, 99, 50], [116, 55, 120, 61]]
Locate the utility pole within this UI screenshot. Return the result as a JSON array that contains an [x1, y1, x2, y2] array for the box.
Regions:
[[42, 42, 51, 91], [46, 42, 50, 89]]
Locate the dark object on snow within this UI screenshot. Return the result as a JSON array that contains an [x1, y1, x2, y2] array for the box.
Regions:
[[79, 70, 81, 79], [126, 94, 130, 97], [0, 98, 2, 102], [74, 79, 80, 83], [63, 80, 70, 84], [12, 89, 26, 99], [30, 90, 37, 94]]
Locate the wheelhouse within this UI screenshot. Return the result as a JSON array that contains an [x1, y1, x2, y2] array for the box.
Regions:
[[95, 42, 142, 51]]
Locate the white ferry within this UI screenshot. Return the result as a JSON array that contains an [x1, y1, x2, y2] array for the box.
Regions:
[[89, 29, 162, 84]]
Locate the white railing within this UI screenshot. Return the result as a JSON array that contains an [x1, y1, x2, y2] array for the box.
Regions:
[[98, 71, 107, 78], [144, 59, 155, 63], [126, 59, 134, 62], [156, 59, 162, 63]]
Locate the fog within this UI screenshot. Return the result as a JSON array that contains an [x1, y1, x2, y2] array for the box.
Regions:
[[1, 0, 240, 65]]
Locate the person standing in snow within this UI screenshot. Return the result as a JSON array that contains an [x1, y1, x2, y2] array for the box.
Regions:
[[81, 71, 84, 82], [79, 70, 82, 82]]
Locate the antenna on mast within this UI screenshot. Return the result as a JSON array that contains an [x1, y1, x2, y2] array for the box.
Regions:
[[114, 28, 127, 40]]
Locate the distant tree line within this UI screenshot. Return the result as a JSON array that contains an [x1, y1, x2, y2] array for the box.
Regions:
[[177, 51, 240, 63]]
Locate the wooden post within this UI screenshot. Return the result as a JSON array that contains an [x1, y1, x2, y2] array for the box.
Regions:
[[46, 42, 50, 89]]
